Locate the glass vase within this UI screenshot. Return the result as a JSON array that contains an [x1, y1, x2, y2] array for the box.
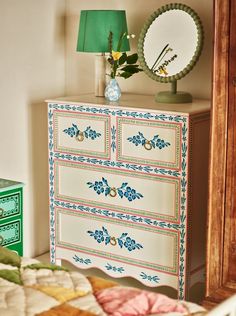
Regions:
[[105, 78, 121, 102]]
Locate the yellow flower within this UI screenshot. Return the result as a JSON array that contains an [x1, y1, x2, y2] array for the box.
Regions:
[[158, 67, 168, 76], [112, 50, 122, 61]]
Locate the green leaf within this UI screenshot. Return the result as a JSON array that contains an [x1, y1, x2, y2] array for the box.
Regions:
[[119, 53, 127, 65], [126, 53, 138, 64], [121, 65, 143, 73], [120, 72, 133, 79]]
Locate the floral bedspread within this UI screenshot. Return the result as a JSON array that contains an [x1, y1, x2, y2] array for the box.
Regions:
[[0, 247, 206, 316]]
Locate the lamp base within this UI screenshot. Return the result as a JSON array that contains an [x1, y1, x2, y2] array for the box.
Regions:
[[155, 91, 193, 103], [95, 54, 106, 97]]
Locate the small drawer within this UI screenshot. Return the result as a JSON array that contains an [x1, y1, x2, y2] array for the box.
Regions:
[[0, 192, 21, 220], [56, 208, 179, 275], [117, 118, 181, 170], [54, 160, 180, 222], [53, 110, 110, 159], [0, 220, 21, 247]]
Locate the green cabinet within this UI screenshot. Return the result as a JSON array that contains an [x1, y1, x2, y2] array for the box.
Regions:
[[0, 179, 24, 256]]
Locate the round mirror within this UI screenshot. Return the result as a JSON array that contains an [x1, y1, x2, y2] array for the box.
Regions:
[[138, 3, 204, 103]]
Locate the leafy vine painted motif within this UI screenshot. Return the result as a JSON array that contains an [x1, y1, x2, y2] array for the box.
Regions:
[[49, 102, 187, 123], [105, 263, 125, 273], [87, 226, 143, 252], [111, 126, 116, 152], [87, 177, 143, 202], [55, 199, 181, 229], [140, 272, 160, 283], [63, 124, 101, 141], [73, 254, 91, 265], [127, 132, 170, 150], [54, 152, 180, 177]]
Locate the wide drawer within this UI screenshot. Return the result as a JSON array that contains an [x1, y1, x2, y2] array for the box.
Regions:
[[54, 160, 180, 222], [0, 220, 21, 247], [0, 191, 21, 220], [117, 118, 181, 169], [53, 110, 110, 159], [56, 208, 179, 275]]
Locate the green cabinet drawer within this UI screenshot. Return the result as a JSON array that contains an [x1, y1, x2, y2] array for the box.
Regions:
[[0, 220, 21, 247], [0, 191, 21, 220], [0, 179, 24, 256]]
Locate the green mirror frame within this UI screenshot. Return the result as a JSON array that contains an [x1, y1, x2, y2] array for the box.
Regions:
[[138, 3, 204, 103]]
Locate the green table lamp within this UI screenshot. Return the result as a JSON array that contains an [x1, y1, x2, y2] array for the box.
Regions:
[[77, 10, 130, 97]]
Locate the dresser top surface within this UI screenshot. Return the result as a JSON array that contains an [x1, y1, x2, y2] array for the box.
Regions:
[[46, 93, 211, 115], [0, 178, 24, 192]]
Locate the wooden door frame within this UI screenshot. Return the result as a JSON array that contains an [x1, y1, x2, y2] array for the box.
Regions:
[[205, 0, 236, 305]]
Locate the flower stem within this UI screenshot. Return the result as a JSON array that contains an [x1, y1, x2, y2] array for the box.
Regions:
[[151, 43, 169, 70], [108, 31, 113, 53], [117, 31, 126, 52]]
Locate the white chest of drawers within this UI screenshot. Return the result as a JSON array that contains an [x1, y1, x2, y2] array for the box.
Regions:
[[47, 94, 210, 300]]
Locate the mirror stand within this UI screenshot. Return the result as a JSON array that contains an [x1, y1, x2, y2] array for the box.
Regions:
[[138, 3, 203, 105], [155, 80, 193, 103]]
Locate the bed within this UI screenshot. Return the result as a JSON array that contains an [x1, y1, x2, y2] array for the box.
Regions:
[[0, 247, 233, 316]]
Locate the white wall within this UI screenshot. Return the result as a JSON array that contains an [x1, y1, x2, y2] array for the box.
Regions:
[[0, 0, 213, 258], [0, 0, 65, 257], [65, 0, 213, 99]]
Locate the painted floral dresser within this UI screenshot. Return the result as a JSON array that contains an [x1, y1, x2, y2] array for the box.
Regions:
[[46, 94, 210, 300], [0, 178, 24, 255]]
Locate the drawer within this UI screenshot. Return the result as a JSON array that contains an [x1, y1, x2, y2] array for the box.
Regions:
[[53, 110, 110, 159], [56, 208, 179, 275], [0, 191, 21, 220], [54, 160, 180, 222], [117, 118, 181, 169], [0, 220, 21, 247]]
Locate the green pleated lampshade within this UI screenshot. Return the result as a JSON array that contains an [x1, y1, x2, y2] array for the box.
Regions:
[[77, 10, 130, 53]]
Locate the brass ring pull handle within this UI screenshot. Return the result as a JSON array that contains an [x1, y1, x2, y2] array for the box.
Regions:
[[144, 140, 152, 151], [76, 131, 84, 142], [87, 179, 143, 201], [0, 208, 4, 217], [109, 187, 117, 197], [0, 235, 4, 245], [110, 237, 117, 246]]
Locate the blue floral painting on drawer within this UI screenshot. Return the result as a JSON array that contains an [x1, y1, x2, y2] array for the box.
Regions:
[[140, 272, 160, 284], [87, 177, 143, 201], [63, 124, 101, 141], [127, 132, 170, 150], [87, 226, 143, 252], [105, 263, 125, 273], [73, 254, 91, 265]]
